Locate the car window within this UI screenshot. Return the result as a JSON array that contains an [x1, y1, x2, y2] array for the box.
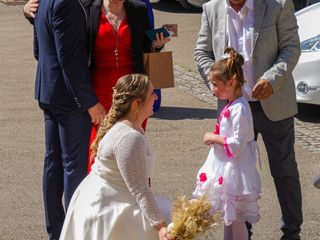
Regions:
[[294, 0, 320, 11]]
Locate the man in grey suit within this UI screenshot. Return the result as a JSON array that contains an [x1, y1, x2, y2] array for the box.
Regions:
[[194, 0, 302, 239]]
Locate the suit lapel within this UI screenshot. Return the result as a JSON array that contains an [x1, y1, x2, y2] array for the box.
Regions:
[[253, 0, 266, 51]]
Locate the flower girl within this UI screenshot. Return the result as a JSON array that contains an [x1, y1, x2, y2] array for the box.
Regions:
[[193, 48, 261, 240]]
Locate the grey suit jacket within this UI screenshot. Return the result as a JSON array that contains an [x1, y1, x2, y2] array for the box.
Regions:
[[194, 0, 300, 121]]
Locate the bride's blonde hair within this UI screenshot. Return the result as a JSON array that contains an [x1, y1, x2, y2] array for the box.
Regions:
[[90, 74, 150, 160]]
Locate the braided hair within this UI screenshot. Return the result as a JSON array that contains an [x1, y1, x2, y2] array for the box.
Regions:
[[208, 47, 245, 89], [90, 74, 150, 160]]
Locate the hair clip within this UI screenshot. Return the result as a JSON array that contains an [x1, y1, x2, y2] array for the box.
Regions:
[[221, 53, 230, 59]]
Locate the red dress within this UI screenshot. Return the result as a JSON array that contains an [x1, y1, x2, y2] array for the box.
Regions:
[[88, 12, 135, 172]]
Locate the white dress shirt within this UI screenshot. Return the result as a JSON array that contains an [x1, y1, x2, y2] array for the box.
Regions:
[[226, 0, 255, 101]]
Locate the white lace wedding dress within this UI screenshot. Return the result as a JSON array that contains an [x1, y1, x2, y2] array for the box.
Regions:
[[60, 122, 171, 240]]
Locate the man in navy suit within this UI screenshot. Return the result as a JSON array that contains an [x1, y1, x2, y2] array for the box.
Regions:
[[33, 0, 106, 239]]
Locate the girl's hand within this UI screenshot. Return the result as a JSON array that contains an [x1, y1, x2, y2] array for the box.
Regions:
[[204, 132, 224, 146], [158, 227, 173, 240], [152, 32, 170, 49], [203, 132, 215, 145]]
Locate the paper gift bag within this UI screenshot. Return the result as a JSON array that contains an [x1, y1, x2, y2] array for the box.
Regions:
[[143, 51, 175, 89]]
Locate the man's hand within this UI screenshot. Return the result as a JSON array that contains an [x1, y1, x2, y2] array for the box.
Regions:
[[252, 79, 273, 100], [23, 0, 39, 19], [88, 103, 106, 125]]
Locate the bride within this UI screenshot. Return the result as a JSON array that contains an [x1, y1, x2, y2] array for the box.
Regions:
[[60, 74, 172, 240]]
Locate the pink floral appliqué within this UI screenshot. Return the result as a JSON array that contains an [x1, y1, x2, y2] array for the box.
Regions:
[[199, 173, 207, 182], [223, 109, 231, 119], [214, 123, 220, 134], [218, 176, 223, 185], [224, 137, 233, 158]]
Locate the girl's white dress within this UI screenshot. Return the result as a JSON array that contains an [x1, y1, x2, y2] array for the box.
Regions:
[[193, 97, 261, 225], [60, 122, 171, 240]]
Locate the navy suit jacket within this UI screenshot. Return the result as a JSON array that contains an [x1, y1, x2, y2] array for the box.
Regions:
[[34, 0, 98, 111]]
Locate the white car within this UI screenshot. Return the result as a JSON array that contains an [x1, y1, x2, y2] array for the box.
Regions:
[[293, 2, 320, 105]]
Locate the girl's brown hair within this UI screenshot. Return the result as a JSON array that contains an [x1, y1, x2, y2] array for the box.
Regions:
[[90, 74, 150, 159], [208, 47, 245, 89]]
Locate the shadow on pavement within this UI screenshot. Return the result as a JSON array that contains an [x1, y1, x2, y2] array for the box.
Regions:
[[151, 0, 202, 14], [152, 106, 216, 120], [295, 103, 320, 123]]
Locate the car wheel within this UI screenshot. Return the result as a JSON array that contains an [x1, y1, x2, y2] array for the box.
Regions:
[[179, 0, 199, 11]]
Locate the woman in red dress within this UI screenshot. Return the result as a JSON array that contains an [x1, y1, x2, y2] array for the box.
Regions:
[[87, 0, 169, 171]]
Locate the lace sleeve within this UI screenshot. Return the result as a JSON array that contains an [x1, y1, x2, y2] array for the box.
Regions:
[[114, 131, 164, 226]]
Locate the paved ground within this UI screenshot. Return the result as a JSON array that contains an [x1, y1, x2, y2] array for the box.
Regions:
[[0, 2, 320, 240]]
